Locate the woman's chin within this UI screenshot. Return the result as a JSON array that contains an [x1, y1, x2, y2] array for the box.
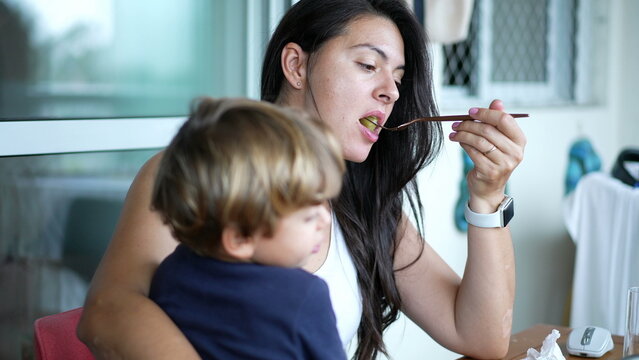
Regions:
[[344, 148, 372, 163]]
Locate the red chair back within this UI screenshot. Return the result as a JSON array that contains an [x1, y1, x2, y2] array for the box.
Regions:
[[33, 307, 94, 360]]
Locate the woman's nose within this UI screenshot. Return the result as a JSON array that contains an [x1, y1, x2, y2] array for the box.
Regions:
[[375, 72, 400, 104]]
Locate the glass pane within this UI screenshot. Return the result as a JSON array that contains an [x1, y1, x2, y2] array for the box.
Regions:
[[491, 0, 548, 82], [0, 0, 255, 120], [0, 150, 157, 358]]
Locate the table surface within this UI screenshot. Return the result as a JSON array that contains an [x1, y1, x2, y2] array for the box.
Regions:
[[458, 324, 624, 360]]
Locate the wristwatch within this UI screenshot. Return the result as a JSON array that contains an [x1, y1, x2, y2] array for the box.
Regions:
[[464, 196, 514, 228]]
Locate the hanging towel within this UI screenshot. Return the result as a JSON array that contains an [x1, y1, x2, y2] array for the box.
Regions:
[[563, 172, 639, 335], [564, 139, 601, 195], [454, 150, 473, 232]]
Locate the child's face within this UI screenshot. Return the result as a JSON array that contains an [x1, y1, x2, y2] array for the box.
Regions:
[[251, 204, 330, 268]]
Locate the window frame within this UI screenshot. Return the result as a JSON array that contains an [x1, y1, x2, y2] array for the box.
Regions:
[[0, 117, 184, 157], [0, 0, 293, 157], [438, 0, 593, 109]]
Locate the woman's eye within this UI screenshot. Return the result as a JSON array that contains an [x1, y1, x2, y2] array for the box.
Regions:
[[358, 62, 376, 72]]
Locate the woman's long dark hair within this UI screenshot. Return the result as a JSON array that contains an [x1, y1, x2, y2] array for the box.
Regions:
[[261, 0, 442, 358]]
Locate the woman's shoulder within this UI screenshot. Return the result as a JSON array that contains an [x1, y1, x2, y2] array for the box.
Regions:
[[119, 150, 164, 197], [137, 151, 164, 180]]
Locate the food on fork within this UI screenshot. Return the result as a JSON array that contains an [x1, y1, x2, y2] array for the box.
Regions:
[[360, 115, 379, 131]]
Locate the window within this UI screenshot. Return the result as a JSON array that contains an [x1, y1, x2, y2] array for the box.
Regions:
[[439, 0, 592, 108], [0, 1, 291, 358], [0, 0, 291, 120]]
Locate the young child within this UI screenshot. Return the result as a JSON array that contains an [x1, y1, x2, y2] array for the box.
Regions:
[[148, 97, 347, 359]]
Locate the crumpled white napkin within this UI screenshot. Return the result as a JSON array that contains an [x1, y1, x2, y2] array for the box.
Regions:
[[521, 329, 566, 360]]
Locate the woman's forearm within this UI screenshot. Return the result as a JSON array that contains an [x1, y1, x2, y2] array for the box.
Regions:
[[77, 152, 199, 359], [393, 214, 514, 358], [79, 290, 200, 359], [455, 226, 515, 358]]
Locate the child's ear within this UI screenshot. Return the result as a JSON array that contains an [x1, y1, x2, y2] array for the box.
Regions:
[[220, 227, 256, 261]]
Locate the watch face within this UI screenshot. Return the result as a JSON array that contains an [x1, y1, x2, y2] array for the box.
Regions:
[[502, 198, 514, 226]]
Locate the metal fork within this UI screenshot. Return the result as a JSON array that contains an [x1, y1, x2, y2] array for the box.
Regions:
[[365, 113, 529, 131]]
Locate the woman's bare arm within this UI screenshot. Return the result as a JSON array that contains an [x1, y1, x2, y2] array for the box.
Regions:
[[394, 215, 514, 359], [77, 152, 200, 359], [394, 101, 523, 359]]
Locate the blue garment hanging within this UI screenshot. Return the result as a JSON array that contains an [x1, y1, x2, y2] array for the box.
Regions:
[[454, 151, 473, 232], [564, 138, 601, 195]]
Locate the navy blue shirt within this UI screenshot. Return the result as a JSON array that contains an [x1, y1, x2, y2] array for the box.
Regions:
[[149, 244, 346, 360]]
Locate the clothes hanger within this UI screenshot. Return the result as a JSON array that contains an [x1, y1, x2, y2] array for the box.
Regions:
[[611, 148, 639, 187]]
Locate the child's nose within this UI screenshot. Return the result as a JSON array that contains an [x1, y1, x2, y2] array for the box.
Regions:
[[317, 205, 331, 228]]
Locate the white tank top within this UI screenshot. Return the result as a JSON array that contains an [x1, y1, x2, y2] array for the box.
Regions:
[[314, 214, 362, 348]]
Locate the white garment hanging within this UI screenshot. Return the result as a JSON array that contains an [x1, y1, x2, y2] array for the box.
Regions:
[[563, 172, 639, 335], [425, 0, 475, 44]]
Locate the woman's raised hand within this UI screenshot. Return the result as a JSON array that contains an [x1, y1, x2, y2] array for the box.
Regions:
[[449, 99, 527, 212]]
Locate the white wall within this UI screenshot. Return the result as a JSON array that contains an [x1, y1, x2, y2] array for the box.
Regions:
[[508, 0, 638, 334], [616, 0, 639, 150], [383, 0, 639, 358]]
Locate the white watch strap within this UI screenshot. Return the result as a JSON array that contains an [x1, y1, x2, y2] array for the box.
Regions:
[[464, 201, 502, 228]]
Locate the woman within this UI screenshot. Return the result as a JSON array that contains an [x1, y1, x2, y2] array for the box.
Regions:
[[78, 0, 526, 359]]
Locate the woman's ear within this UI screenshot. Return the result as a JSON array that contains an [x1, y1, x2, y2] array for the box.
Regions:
[[281, 42, 307, 90], [220, 227, 256, 261]]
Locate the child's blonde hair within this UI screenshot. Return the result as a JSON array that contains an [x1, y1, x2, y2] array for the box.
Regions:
[[152, 97, 345, 257]]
